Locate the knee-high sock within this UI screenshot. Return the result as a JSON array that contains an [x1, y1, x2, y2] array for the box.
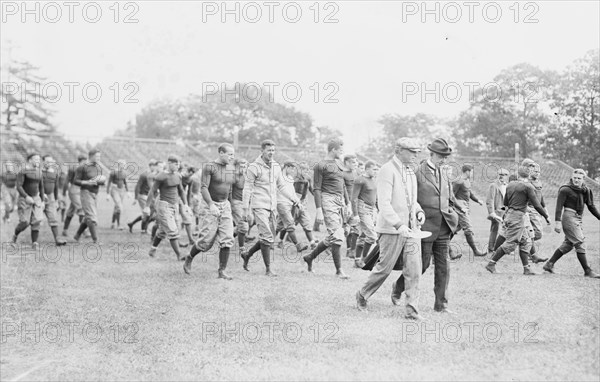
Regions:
[[287, 231, 298, 245], [116, 212, 121, 226], [331, 244, 342, 271], [50, 226, 60, 241], [63, 215, 73, 230], [14, 222, 29, 236], [361, 242, 372, 259], [304, 229, 313, 242], [141, 216, 149, 231], [88, 222, 98, 241], [152, 236, 162, 247], [349, 233, 358, 250], [130, 215, 142, 227], [548, 248, 565, 264], [78, 215, 84, 223], [576, 251, 590, 271], [247, 241, 261, 258], [260, 242, 271, 268], [279, 229, 286, 240], [31, 229, 39, 243], [75, 221, 88, 237], [169, 239, 181, 258], [151, 224, 158, 239], [308, 241, 328, 260], [237, 232, 246, 248], [519, 249, 530, 266], [493, 235, 506, 251], [219, 247, 230, 271], [491, 247, 506, 263], [189, 243, 201, 259], [355, 244, 364, 259]]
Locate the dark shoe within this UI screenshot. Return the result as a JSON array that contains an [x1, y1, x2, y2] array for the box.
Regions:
[[543, 262, 554, 273], [531, 255, 548, 264], [449, 246, 462, 260], [11, 235, 17, 244], [149, 247, 156, 258], [391, 281, 401, 306], [32, 242, 39, 250], [584, 269, 600, 279], [218, 269, 233, 280], [73, 235, 80, 243], [296, 242, 309, 252], [435, 308, 456, 315], [179, 241, 189, 248], [303, 254, 314, 272], [241, 253, 250, 271], [183, 256, 193, 274], [245, 235, 255, 242], [405, 307, 425, 320], [127, 222, 133, 233], [55, 240, 67, 246], [336, 270, 349, 280], [61, 230, 68, 237], [473, 250, 486, 257], [265, 269, 278, 277], [356, 291, 368, 312], [523, 267, 536, 276], [346, 249, 355, 259], [485, 263, 496, 274]]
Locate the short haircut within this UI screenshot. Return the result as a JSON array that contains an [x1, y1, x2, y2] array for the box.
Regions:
[[343, 154, 357, 163], [327, 138, 343, 152], [187, 166, 197, 173], [364, 160, 377, 170], [358, 161, 365, 167], [149, 159, 158, 166], [573, 168, 587, 177], [42, 154, 52, 161], [88, 148, 100, 157], [508, 174, 518, 182], [498, 168, 509, 176], [462, 164, 474, 172], [78, 154, 87, 162], [167, 155, 180, 163], [261, 139, 276, 150], [517, 166, 530, 178], [27, 153, 40, 161], [521, 158, 536, 167], [218, 143, 234, 154], [233, 158, 248, 166]]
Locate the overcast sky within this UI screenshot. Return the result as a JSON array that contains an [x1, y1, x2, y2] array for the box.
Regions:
[[1, 1, 599, 151]]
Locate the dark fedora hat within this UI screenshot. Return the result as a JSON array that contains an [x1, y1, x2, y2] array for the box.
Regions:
[[427, 138, 452, 156]]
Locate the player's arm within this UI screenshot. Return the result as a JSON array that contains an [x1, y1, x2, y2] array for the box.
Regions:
[[485, 183, 495, 215], [313, 164, 323, 209], [276, 170, 299, 205], [146, 179, 159, 207], [134, 175, 143, 200], [200, 164, 215, 207], [585, 189, 600, 220], [39, 172, 46, 201], [469, 190, 482, 204], [106, 171, 113, 194], [526, 187, 549, 221], [16, 172, 27, 198], [351, 178, 363, 217], [242, 164, 257, 213], [177, 183, 187, 206], [62, 169, 70, 196], [53, 174, 59, 201]]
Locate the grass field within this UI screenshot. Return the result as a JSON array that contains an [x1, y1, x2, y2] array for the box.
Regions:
[[1, 195, 599, 381]]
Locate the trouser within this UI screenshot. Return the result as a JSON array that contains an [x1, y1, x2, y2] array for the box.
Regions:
[[360, 233, 421, 313]]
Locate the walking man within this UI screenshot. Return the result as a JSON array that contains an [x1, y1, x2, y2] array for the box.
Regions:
[[521, 159, 549, 263], [352, 160, 379, 267], [231, 158, 250, 256], [394, 138, 460, 314], [62, 154, 86, 236], [355, 138, 424, 320], [486, 168, 509, 256], [12, 153, 46, 249], [1, 162, 19, 224], [275, 160, 310, 252], [41, 155, 67, 246], [73, 149, 106, 244], [302, 138, 353, 279], [485, 166, 550, 275], [452, 164, 485, 257], [544, 169, 600, 278], [147, 155, 188, 260], [183, 144, 236, 279], [127, 159, 157, 234], [241, 140, 300, 277], [106, 159, 129, 230]]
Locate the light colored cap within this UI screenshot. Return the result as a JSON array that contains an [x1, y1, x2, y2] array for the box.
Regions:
[[395, 138, 421, 152]]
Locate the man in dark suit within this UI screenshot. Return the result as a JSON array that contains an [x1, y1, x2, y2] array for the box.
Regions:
[[393, 138, 459, 314]]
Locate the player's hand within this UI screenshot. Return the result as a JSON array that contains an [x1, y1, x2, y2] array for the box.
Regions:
[[143, 206, 150, 215], [478, 201, 484, 206], [345, 204, 353, 216], [25, 196, 34, 205], [132, 199, 137, 206], [396, 224, 412, 236], [349, 215, 359, 227], [554, 222, 561, 234], [316, 208, 324, 224], [42, 195, 48, 203], [416, 211, 426, 225], [209, 203, 220, 216]]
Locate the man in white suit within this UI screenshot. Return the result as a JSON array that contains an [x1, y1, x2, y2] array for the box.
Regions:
[[355, 138, 425, 320]]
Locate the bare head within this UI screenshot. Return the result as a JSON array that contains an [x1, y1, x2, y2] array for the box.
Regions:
[[218, 143, 235, 165], [327, 138, 344, 160], [261, 139, 276, 164], [572, 169, 586, 187]]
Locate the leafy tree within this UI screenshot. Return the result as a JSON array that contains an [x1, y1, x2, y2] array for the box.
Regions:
[[546, 49, 600, 178], [0, 59, 55, 132]]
